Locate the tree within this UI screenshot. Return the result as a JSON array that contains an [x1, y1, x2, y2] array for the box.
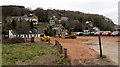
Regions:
[[75, 22, 85, 31], [66, 20, 79, 28], [30, 21, 34, 29], [46, 26, 55, 36], [61, 20, 67, 27], [2, 5, 30, 16], [15, 20, 31, 31], [2, 5, 115, 32], [33, 8, 48, 21], [11, 19, 16, 29]]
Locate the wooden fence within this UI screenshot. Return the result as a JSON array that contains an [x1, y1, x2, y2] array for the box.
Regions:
[[54, 40, 67, 58]]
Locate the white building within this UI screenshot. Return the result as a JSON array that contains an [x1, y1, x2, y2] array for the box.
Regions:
[[93, 27, 100, 32], [9, 30, 44, 38], [49, 20, 55, 26]]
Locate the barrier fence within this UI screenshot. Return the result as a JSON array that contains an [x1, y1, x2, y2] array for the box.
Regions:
[[54, 40, 67, 58]]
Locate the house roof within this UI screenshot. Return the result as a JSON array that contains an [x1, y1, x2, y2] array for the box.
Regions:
[[11, 16, 27, 18], [52, 24, 64, 30], [7, 15, 38, 19]]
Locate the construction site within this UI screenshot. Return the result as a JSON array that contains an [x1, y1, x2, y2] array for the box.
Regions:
[[51, 36, 119, 65], [1, 5, 119, 65], [3, 15, 119, 65], [31, 34, 118, 65]]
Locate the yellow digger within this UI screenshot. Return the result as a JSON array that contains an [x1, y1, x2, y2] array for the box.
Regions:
[[64, 28, 77, 39], [40, 34, 50, 42]]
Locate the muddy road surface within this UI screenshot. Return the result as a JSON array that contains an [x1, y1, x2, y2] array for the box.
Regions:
[[50, 36, 118, 65], [50, 37, 99, 64], [77, 36, 119, 65]]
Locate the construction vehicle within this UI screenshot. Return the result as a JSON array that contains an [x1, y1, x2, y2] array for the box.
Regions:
[[58, 29, 68, 38], [64, 28, 77, 39], [40, 34, 50, 42]]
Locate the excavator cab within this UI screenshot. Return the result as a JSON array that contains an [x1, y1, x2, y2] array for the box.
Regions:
[[65, 28, 76, 39]]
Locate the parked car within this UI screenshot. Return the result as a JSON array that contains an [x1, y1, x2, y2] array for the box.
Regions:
[[83, 30, 90, 36], [102, 31, 111, 36], [76, 32, 80, 35], [94, 31, 102, 36], [111, 31, 120, 36], [76, 32, 83, 36], [90, 32, 95, 36]]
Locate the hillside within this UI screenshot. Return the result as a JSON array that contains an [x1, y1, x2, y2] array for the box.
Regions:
[[1, 5, 115, 31]]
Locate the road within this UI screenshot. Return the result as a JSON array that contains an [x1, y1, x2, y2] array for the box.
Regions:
[[50, 37, 99, 64], [78, 36, 119, 65], [48, 36, 119, 65]]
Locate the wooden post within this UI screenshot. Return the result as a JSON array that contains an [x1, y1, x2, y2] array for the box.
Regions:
[[59, 44, 63, 53], [55, 40, 57, 46], [55, 40, 64, 53], [98, 36, 103, 57], [48, 39, 50, 44], [63, 48, 67, 58], [31, 37, 34, 43], [25, 38, 27, 43], [55, 40, 59, 46]]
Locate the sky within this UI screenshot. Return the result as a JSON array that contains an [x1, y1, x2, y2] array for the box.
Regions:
[[0, 0, 119, 24]]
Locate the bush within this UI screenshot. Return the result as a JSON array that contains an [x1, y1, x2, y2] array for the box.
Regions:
[[3, 37, 25, 44]]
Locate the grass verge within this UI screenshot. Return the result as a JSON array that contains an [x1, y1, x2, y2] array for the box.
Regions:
[[2, 42, 59, 65]]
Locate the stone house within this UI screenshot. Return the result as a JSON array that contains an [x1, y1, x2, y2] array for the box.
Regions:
[[52, 24, 67, 36]]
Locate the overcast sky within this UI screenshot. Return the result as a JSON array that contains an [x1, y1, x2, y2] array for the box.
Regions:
[[0, 0, 119, 24]]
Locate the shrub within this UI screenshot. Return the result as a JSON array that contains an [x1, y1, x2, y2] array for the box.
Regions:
[[3, 37, 25, 44]]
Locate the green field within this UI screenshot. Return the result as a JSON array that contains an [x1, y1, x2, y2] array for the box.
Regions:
[[2, 42, 63, 65]]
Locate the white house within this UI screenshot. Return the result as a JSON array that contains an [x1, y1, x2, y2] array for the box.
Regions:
[[93, 27, 100, 32], [9, 30, 44, 38], [49, 20, 55, 26]]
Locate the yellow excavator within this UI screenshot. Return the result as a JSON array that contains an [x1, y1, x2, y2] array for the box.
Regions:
[[64, 28, 77, 39], [40, 34, 50, 42]]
